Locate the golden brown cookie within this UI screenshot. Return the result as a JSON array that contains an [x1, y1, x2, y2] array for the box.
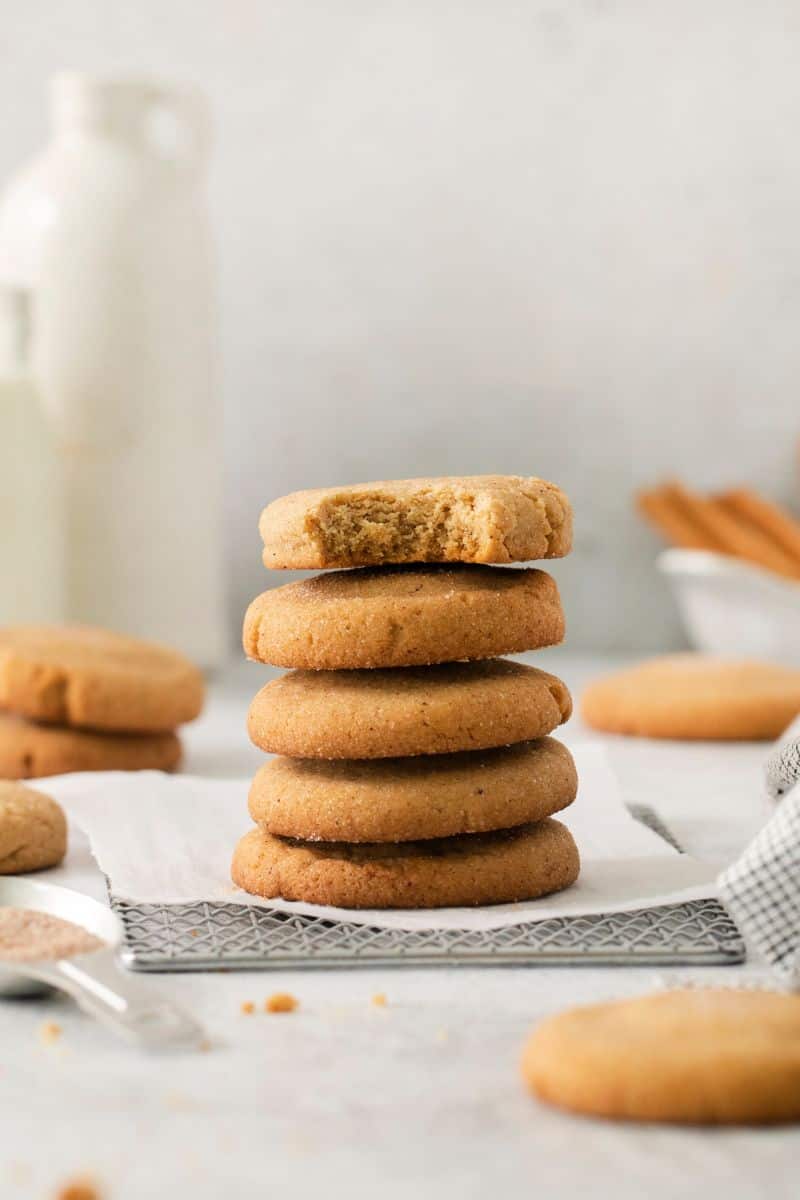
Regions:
[[0, 780, 67, 873], [0, 713, 182, 778], [581, 654, 800, 741], [232, 817, 579, 909], [259, 475, 573, 569], [249, 737, 577, 842], [248, 659, 572, 759], [244, 564, 564, 670], [522, 988, 800, 1125], [0, 625, 204, 733]]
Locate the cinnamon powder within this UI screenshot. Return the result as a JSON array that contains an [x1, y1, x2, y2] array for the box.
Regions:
[[0, 908, 104, 962]]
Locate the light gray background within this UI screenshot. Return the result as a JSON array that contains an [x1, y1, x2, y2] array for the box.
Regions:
[[1, 0, 798, 649]]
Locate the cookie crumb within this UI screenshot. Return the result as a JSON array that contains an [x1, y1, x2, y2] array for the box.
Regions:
[[55, 1176, 101, 1200], [371, 993, 388, 1007], [240, 1001, 255, 1015], [40, 1021, 62, 1045], [265, 992, 298, 1014], [198, 1038, 211, 1052]]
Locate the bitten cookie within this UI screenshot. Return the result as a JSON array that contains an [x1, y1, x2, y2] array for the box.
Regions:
[[0, 780, 67, 873], [0, 713, 182, 778], [0, 625, 204, 733], [232, 818, 580, 909], [581, 654, 800, 741], [243, 564, 565, 670], [522, 988, 800, 1125], [249, 737, 577, 842], [248, 659, 573, 759], [259, 475, 573, 569]]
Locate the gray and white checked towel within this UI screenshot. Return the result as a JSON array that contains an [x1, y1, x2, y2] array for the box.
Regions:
[[718, 719, 800, 987]]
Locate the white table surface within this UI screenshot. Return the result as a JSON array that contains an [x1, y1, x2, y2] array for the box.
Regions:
[[2, 650, 798, 1200]]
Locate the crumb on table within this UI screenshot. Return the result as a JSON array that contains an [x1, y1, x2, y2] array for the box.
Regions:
[[55, 1177, 101, 1200], [265, 992, 298, 1014], [240, 1001, 255, 1015], [39, 1021, 62, 1045], [371, 993, 388, 1007]]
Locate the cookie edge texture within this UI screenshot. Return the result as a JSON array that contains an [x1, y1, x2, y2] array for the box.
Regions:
[[248, 737, 578, 842], [243, 566, 565, 669], [259, 475, 573, 569], [231, 818, 580, 909]]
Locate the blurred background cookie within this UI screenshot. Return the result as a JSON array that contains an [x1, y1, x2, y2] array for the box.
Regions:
[[0, 713, 182, 779], [582, 654, 800, 740], [522, 988, 800, 1125], [0, 625, 204, 733], [0, 625, 201, 776], [0, 780, 67, 873]]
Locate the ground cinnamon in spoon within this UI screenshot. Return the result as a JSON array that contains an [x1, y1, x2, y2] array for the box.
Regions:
[[0, 908, 104, 962]]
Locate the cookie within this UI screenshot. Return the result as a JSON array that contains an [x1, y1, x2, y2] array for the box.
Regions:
[[522, 988, 800, 1125], [0, 625, 204, 733], [0, 780, 67, 873], [582, 655, 800, 741], [232, 817, 579, 908], [244, 564, 564, 670], [248, 659, 572, 759], [259, 475, 573, 569], [249, 736, 577, 842], [0, 713, 182, 778]]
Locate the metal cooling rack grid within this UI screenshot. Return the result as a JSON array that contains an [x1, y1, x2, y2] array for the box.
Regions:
[[111, 805, 745, 972], [113, 896, 743, 971]]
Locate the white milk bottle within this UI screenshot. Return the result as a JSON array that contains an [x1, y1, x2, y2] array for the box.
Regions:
[[0, 75, 226, 666], [0, 288, 63, 624]]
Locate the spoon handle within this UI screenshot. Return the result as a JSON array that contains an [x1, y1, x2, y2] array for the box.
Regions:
[[39, 949, 205, 1051]]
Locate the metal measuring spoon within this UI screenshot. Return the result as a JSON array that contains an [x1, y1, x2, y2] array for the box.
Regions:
[[0, 876, 205, 1051]]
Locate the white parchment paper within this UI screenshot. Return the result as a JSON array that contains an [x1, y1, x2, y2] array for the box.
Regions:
[[44, 745, 718, 931]]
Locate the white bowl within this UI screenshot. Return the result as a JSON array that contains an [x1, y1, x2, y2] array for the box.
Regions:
[[658, 549, 800, 666]]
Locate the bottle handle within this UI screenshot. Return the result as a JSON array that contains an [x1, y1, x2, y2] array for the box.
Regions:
[[144, 85, 212, 171]]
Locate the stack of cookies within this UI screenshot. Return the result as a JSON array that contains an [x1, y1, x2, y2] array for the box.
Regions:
[[233, 476, 579, 910], [0, 627, 204, 778]]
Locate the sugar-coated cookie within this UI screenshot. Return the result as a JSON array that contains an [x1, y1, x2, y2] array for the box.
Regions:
[[259, 475, 572, 569], [249, 737, 577, 842], [0, 625, 204, 733], [247, 659, 572, 759], [522, 988, 800, 1124], [0, 780, 67, 873], [244, 564, 564, 670], [581, 654, 800, 741], [232, 817, 579, 909], [0, 712, 182, 778]]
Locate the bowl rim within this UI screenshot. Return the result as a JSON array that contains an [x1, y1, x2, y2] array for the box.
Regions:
[[657, 548, 800, 596]]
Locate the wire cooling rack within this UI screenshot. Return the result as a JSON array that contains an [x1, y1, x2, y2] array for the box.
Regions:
[[111, 806, 745, 972]]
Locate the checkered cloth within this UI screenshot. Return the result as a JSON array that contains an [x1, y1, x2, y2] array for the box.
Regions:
[[718, 725, 800, 987]]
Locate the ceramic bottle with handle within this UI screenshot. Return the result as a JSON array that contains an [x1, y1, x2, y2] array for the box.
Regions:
[[0, 287, 63, 625], [0, 75, 226, 666]]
